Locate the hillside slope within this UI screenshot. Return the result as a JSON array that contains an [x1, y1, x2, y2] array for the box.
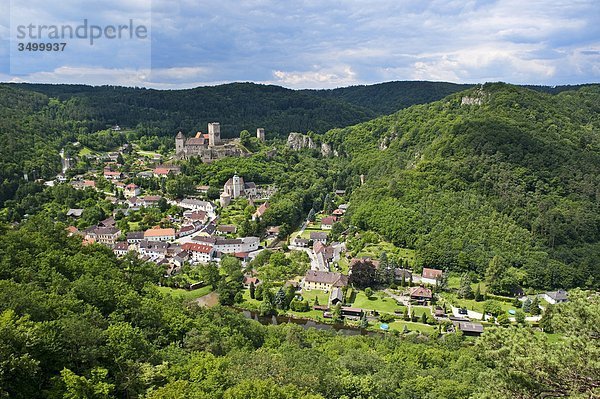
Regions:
[[325, 83, 600, 290]]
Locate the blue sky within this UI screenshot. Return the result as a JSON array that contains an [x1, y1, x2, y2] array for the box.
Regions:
[[0, 0, 598, 88]]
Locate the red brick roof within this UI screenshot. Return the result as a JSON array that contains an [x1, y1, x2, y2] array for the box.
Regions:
[[422, 268, 443, 279], [181, 243, 213, 253]]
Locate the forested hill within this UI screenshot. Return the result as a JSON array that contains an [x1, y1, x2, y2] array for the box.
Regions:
[[6, 82, 378, 139], [303, 81, 473, 114], [324, 83, 600, 290], [5, 81, 478, 138]]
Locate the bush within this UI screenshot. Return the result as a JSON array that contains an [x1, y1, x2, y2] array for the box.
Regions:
[[379, 313, 396, 323]]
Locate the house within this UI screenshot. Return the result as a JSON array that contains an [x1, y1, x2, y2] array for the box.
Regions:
[[302, 270, 348, 291], [179, 199, 216, 214], [291, 237, 309, 247], [314, 242, 335, 263], [265, 226, 280, 238], [66, 226, 81, 237], [217, 225, 237, 235], [421, 268, 443, 285], [99, 217, 116, 228], [88, 227, 121, 246], [243, 276, 260, 288], [329, 287, 344, 306], [320, 216, 337, 230], [103, 170, 123, 180], [153, 165, 180, 178], [66, 208, 84, 218], [223, 174, 257, 199], [394, 268, 412, 282], [113, 241, 130, 257], [341, 307, 362, 318], [126, 231, 144, 244], [409, 286, 433, 302], [183, 210, 208, 224], [454, 321, 484, 337], [144, 228, 176, 242], [139, 240, 169, 258], [213, 237, 259, 254], [177, 224, 197, 237], [252, 202, 269, 221], [124, 183, 141, 198], [181, 242, 215, 263], [141, 195, 162, 207], [332, 209, 344, 216], [544, 290, 568, 304], [310, 231, 328, 244]]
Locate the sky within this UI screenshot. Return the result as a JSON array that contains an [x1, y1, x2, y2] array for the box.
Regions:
[[0, 0, 599, 89]]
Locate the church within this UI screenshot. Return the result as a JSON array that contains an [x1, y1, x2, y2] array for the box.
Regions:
[[223, 174, 257, 199]]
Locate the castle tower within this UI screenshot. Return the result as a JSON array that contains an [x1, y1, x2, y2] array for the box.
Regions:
[[208, 122, 221, 147], [175, 131, 185, 154], [256, 128, 265, 141], [232, 174, 241, 198]]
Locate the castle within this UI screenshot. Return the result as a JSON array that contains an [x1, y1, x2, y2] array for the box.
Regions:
[[175, 123, 266, 162], [175, 122, 241, 161]]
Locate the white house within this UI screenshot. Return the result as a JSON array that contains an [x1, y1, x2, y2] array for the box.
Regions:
[[214, 236, 259, 254], [182, 243, 215, 263], [544, 290, 568, 304], [179, 199, 216, 214], [144, 228, 176, 242], [421, 268, 443, 286], [124, 183, 141, 198]]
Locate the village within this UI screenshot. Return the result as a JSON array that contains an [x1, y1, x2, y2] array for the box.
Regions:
[[52, 123, 568, 337]]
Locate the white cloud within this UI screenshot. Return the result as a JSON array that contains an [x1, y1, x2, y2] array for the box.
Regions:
[[1, 0, 599, 87], [272, 66, 359, 88]]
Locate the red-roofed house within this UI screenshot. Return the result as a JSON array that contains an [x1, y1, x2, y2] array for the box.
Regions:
[[124, 183, 141, 198], [320, 216, 337, 230], [181, 242, 215, 263], [252, 202, 269, 221], [421, 268, 443, 285], [103, 170, 123, 180], [409, 286, 433, 301]]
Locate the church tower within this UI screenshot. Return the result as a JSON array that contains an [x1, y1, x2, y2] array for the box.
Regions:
[[175, 131, 185, 155], [232, 174, 241, 198], [208, 122, 221, 147]]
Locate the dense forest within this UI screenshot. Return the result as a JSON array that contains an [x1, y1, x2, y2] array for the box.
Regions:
[[322, 83, 600, 291], [0, 218, 597, 399], [8, 81, 584, 141]]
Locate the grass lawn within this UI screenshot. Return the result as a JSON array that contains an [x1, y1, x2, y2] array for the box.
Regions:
[[137, 150, 162, 158], [301, 289, 331, 307], [447, 275, 487, 292], [411, 306, 432, 318], [440, 292, 516, 314], [386, 320, 436, 334], [350, 291, 402, 314], [240, 289, 262, 309], [336, 257, 350, 274], [157, 285, 213, 301], [78, 146, 93, 157]]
